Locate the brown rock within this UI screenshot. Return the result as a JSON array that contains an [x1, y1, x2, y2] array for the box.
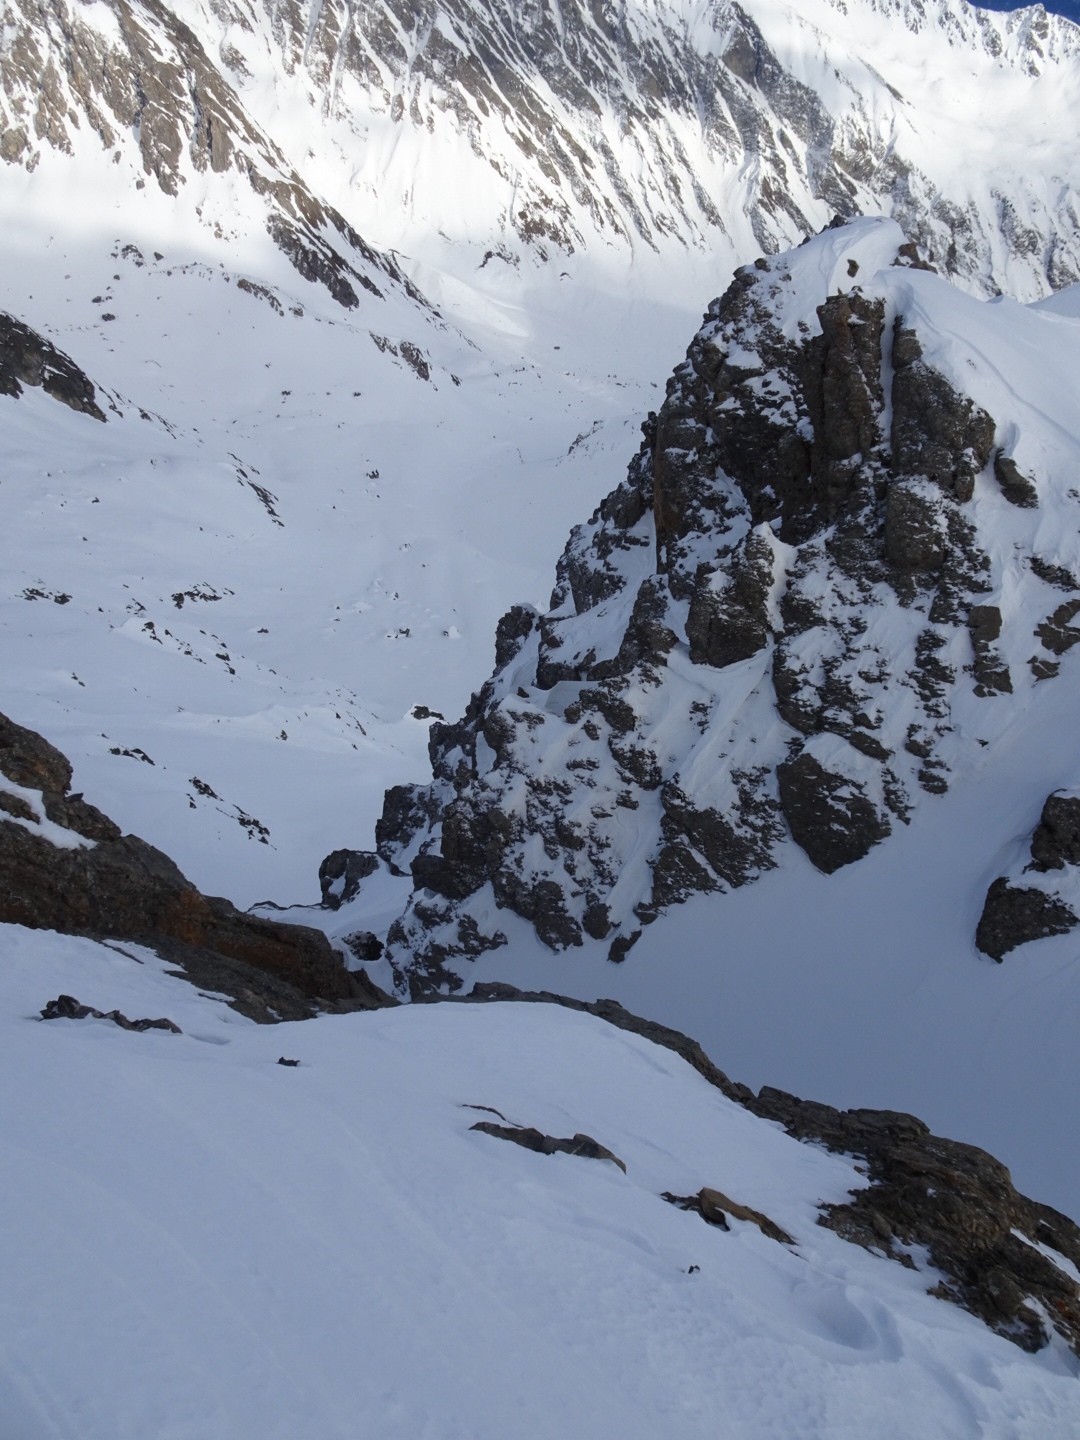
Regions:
[[0, 711, 393, 1021]]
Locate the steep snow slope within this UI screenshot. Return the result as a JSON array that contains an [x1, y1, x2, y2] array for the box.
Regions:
[[0, 133, 659, 906], [3, 924, 1079, 1438]]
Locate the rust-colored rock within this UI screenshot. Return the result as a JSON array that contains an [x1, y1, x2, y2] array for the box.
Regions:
[[0, 711, 393, 1021]]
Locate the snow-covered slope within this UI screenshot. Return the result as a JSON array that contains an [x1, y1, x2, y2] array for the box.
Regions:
[[3, 925, 1079, 1438]]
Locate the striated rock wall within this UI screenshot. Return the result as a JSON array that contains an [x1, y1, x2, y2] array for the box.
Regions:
[[0, 0, 427, 310], [255, 0, 1080, 297]]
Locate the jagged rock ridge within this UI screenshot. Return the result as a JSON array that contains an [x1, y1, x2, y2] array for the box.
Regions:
[[364, 218, 1080, 990], [0, 0, 430, 311], [248, 0, 1080, 299]]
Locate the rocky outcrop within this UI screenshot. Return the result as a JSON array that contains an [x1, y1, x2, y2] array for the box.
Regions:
[[662, 1187, 794, 1245], [40, 993, 181, 1033], [371, 219, 1074, 988], [446, 981, 1080, 1360], [318, 848, 380, 909], [775, 753, 891, 875], [976, 790, 1080, 960], [0, 313, 106, 419], [752, 1085, 1080, 1359], [0, 711, 393, 1021], [1030, 792, 1080, 869], [469, 1117, 626, 1173]]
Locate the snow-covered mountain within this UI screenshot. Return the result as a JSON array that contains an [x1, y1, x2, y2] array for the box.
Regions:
[[5, 1, 1080, 1426], [2, 0, 1079, 909], [319, 215, 1080, 1220], [375, 216, 1080, 975]]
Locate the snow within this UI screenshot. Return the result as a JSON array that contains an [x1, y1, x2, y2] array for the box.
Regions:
[[3, 4, 1080, 1419], [0, 779, 95, 850], [2, 923, 1078, 1438]]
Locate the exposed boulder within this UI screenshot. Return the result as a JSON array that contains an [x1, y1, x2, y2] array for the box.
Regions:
[[470, 1119, 626, 1173], [975, 789, 1080, 959], [1030, 792, 1080, 870], [975, 877, 1077, 961], [967, 603, 1012, 696], [776, 752, 891, 874], [40, 994, 181, 1033], [993, 450, 1039, 508], [662, 1187, 793, 1245], [318, 848, 379, 909]]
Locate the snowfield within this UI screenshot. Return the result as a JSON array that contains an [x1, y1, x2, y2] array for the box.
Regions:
[[2, 924, 1079, 1439]]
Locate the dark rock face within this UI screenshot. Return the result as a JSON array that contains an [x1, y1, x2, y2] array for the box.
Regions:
[[470, 1119, 626, 1173], [447, 982, 1080, 1361], [890, 325, 995, 501], [40, 993, 181, 1032], [0, 711, 393, 1021], [318, 848, 379, 909], [993, 450, 1039, 508], [494, 604, 538, 671], [1030, 792, 1080, 870], [975, 880, 1077, 961], [686, 530, 774, 668], [0, 0, 425, 311], [967, 603, 1012, 696], [776, 753, 891, 874], [0, 313, 106, 419], [975, 790, 1080, 960], [662, 1187, 794, 1245], [752, 1085, 1080, 1359]]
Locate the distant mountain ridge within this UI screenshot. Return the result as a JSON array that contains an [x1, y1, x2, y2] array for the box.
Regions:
[[2, 0, 1079, 307]]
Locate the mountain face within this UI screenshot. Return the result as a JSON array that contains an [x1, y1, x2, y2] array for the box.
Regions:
[[254, 0, 1080, 297], [2, 0, 1080, 919], [4, 0, 1080, 304], [0, 0, 426, 310], [367, 216, 1080, 989], [6, 5, 1080, 1426]]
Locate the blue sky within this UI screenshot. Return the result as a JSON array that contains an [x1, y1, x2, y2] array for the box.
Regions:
[[975, 0, 1080, 20]]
